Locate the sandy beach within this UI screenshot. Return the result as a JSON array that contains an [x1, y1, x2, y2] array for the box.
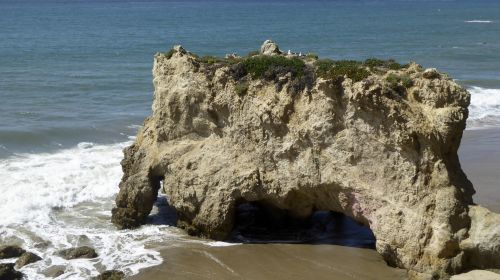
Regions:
[[460, 128, 500, 213], [128, 128, 499, 280]]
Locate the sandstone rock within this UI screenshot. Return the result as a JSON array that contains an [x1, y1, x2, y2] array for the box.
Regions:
[[451, 270, 500, 280], [57, 246, 97, 259], [92, 270, 125, 280], [112, 42, 499, 278], [260, 39, 281, 55], [0, 245, 25, 259], [460, 205, 500, 269], [15, 251, 42, 268], [0, 263, 23, 280]]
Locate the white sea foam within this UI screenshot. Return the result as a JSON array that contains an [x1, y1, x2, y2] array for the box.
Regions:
[[468, 86, 500, 128], [465, 20, 492, 23], [0, 142, 125, 225], [205, 241, 240, 247], [0, 141, 176, 279]]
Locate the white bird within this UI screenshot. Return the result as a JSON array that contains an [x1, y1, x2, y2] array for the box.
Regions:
[[287, 50, 292, 55]]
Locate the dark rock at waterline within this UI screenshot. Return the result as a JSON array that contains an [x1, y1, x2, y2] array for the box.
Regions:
[[111, 207, 143, 229], [15, 252, 42, 268], [92, 270, 125, 280], [0, 245, 26, 259], [57, 246, 97, 259], [0, 263, 23, 280]]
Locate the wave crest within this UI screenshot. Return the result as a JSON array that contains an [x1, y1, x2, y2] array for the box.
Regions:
[[0, 141, 170, 279], [468, 86, 500, 128]]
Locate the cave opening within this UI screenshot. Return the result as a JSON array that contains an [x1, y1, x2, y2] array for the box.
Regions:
[[228, 201, 375, 249], [147, 177, 178, 226]]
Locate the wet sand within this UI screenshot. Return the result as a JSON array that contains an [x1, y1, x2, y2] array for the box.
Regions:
[[131, 243, 406, 280], [131, 128, 500, 280], [460, 128, 500, 212]]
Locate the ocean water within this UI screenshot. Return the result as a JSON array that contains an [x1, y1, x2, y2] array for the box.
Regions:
[[1, 0, 500, 279]]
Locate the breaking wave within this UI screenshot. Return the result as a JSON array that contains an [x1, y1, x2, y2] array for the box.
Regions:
[[468, 86, 500, 129], [0, 141, 172, 279]]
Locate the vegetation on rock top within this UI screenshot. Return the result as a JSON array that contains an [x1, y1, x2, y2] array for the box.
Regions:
[[315, 59, 370, 82], [160, 47, 410, 86], [364, 58, 408, 71], [242, 55, 306, 79]]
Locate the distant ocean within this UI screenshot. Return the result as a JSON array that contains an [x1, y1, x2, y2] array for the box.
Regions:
[[1, 0, 499, 279]]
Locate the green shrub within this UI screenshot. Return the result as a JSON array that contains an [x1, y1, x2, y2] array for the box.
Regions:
[[386, 73, 413, 89], [235, 82, 249, 96], [364, 58, 386, 69], [333, 60, 370, 82], [400, 75, 413, 88], [387, 60, 406, 70], [316, 60, 369, 82], [247, 50, 260, 57], [199, 55, 219, 65], [196, 55, 242, 66], [314, 59, 335, 77], [314, 59, 370, 82], [242, 55, 306, 79], [364, 58, 406, 71]]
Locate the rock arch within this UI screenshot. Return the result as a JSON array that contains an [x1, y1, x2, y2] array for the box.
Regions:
[[112, 43, 500, 278]]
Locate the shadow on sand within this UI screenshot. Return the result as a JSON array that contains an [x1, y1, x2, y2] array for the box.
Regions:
[[147, 195, 375, 249]]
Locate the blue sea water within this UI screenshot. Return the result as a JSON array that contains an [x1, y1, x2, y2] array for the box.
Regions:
[[1, 0, 500, 157], [0, 1, 500, 279]]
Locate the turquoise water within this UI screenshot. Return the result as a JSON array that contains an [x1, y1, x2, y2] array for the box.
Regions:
[[1, 0, 500, 157], [1, 1, 500, 279]]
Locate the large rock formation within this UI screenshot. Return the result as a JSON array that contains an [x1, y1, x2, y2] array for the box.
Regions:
[[112, 42, 500, 278]]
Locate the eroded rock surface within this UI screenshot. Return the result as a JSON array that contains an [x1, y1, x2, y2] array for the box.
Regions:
[[112, 41, 500, 278], [0, 263, 23, 280], [15, 252, 42, 268], [92, 270, 125, 280], [0, 245, 25, 259], [57, 246, 97, 260]]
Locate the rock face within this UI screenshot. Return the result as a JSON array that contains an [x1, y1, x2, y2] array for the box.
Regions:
[[0, 263, 23, 280], [0, 245, 25, 259], [92, 270, 125, 280], [57, 246, 97, 260], [112, 41, 500, 278], [461, 206, 500, 269], [15, 252, 42, 268]]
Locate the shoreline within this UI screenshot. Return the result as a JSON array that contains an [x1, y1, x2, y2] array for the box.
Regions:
[[130, 127, 500, 280]]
